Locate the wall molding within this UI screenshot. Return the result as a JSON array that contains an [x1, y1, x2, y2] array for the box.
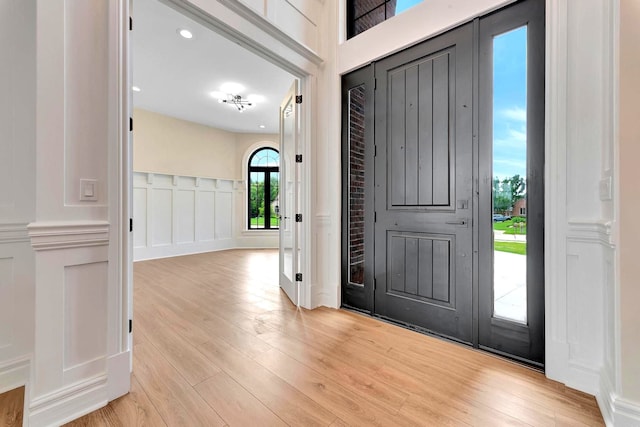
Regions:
[[133, 171, 277, 261], [0, 356, 30, 394], [598, 369, 640, 426], [29, 374, 108, 427], [567, 220, 614, 246], [184, 0, 322, 65], [28, 221, 110, 251], [0, 223, 30, 244]]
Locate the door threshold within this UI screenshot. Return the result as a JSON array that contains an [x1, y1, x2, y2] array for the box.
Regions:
[[340, 305, 544, 373]]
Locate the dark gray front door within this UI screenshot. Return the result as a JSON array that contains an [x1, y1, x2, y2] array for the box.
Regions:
[[373, 23, 474, 344]]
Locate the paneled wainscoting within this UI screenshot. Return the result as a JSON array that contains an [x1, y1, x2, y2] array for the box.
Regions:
[[68, 249, 604, 426], [133, 172, 278, 261]]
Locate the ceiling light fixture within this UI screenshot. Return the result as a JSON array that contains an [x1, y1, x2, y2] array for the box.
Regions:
[[259, 125, 266, 129], [132, 86, 141, 92], [217, 94, 253, 112], [178, 29, 193, 39]]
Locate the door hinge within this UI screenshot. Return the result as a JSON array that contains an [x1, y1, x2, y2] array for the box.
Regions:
[[129, 218, 133, 232], [373, 279, 377, 290], [295, 214, 302, 223], [374, 212, 377, 222], [129, 117, 133, 132], [295, 95, 302, 104], [128, 319, 132, 333], [295, 273, 303, 282], [129, 17, 133, 31], [374, 78, 377, 90], [374, 145, 377, 157], [295, 154, 302, 163]]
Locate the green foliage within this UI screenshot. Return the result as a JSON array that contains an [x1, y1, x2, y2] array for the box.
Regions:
[[493, 174, 526, 212], [249, 172, 280, 228], [493, 218, 527, 235], [494, 241, 527, 255]]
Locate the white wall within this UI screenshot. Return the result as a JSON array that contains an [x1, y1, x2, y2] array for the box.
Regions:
[[132, 172, 278, 260], [0, 0, 36, 407]]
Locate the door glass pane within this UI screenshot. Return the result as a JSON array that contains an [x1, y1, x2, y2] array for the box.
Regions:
[[492, 26, 527, 323], [348, 85, 366, 285], [282, 100, 295, 282], [271, 171, 280, 228], [249, 171, 265, 228]]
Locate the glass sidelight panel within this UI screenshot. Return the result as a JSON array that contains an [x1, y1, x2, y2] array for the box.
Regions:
[[492, 26, 528, 323], [348, 85, 366, 285]]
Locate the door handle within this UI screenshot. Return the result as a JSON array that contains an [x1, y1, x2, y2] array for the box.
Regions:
[[445, 219, 468, 227]]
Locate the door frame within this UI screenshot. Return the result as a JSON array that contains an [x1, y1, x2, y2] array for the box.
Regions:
[[119, 0, 319, 369]]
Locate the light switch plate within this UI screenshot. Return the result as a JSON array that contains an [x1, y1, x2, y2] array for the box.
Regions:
[[80, 179, 98, 201]]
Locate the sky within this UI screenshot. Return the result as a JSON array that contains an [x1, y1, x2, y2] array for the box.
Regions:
[[492, 26, 527, 180], [395, 0, 424, 15]]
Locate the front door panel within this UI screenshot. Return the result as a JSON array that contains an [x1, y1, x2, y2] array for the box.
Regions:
[[374, 23, 474, 344]]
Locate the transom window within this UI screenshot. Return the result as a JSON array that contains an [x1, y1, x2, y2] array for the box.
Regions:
[[347, 0, 424, 39], [248, 148, 280, 230]]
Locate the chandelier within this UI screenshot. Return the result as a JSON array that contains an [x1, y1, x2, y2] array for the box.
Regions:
[[218, 94, 253, 112]]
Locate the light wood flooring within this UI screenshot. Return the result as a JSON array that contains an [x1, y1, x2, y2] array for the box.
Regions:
[[67, 249, 604, 426], [0, 386, 24, 427]]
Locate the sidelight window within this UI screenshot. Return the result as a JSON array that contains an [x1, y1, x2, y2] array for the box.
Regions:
[[491, 26, 528, 323], [248, 148, 279, 230]]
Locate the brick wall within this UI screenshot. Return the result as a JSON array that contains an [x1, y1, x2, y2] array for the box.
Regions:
[[349, 85, 366, 284], [352, 0, 398, 37]]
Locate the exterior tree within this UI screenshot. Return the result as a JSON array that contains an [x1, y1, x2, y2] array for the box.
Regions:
[[505, 174, 526, 207], [493, 175, 526, 213]]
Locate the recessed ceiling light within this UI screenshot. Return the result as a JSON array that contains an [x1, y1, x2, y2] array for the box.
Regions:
[[220, 82, 245, 93], [259, 125, 266, 129], [178, 29, 193, 39], [132, 86, 141, 92]]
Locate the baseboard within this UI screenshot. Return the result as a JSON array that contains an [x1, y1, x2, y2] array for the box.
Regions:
[[107, 351, 131, 401], [0, 357, 30, 395], [29, 375, 108, 427], [134, 240, 236, 261], [598, 370, 640, 427]]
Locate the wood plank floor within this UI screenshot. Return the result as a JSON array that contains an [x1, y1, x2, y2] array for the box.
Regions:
[[67, 249, 604, 426], [0, 386, 24, 427]]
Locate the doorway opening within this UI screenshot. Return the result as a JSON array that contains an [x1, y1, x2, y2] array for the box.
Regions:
[[126, 0, 307, 357]]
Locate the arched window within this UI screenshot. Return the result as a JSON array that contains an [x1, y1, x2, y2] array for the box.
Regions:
[[248, 147, 280, 229]]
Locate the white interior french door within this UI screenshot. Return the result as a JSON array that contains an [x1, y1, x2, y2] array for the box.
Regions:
[[279, 80, 300, 305]]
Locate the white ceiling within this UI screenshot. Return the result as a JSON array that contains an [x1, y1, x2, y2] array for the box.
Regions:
[[132, 0, 295, 134]]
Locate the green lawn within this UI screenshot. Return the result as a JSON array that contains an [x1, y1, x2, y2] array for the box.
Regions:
[[493, 218, 527, 235], [250, 216, 279, 228], [494, 241, 527, 255]]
